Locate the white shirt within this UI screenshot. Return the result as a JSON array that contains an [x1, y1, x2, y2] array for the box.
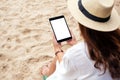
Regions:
[[47, 42, 113, 80]]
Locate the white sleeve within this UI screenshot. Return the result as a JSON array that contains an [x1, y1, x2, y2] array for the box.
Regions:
[[55, 54, 78, 80], [47, 42, 86, 80], [46, 51, 79, 80]]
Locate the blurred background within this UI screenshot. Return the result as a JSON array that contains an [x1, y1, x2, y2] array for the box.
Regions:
[[0, 0, 120, 80]]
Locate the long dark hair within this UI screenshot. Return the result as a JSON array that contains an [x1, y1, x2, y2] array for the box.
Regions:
[[79, 23, 120, 79]]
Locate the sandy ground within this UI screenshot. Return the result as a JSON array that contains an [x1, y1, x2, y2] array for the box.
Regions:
[[0, 0, 120, 80]]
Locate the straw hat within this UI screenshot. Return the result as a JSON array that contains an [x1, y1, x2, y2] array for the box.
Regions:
[[67, 0, 120, 32]]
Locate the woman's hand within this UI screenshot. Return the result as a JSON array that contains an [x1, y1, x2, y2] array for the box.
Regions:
[[52, 30, 77, 52], [52, 35, 62, 52], [52, 34, 64, 63], [67, 31, 77, 46]]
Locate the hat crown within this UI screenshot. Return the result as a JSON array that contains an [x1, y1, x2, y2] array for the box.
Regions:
[[67, 0, 119, 32], [82, 0, 114, 18]]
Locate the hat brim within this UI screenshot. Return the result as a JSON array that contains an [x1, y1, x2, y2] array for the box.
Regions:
[[67, 0, 120, 32]]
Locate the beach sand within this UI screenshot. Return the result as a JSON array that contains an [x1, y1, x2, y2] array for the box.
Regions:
[[0, 0, 120, 80]]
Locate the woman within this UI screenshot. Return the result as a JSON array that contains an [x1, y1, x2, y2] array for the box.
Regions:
[[41, 0, 120, 80]]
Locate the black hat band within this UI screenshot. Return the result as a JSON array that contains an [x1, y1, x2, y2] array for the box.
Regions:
[[78, 0, 110, 22]]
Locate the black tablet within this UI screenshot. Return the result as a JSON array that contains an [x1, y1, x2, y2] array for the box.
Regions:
[[49, 15, 72, 42]]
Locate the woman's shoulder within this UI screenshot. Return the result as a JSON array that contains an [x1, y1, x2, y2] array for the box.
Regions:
[[66, 41, 87, 53], [71, 41, 86, 49], [64, 41, 88, 59]]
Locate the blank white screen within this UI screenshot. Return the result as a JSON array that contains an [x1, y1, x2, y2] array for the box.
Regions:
[[51, 18, 71, 41]]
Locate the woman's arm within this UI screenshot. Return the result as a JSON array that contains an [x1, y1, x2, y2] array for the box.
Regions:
[[47, 31, 77, 76], [52, 35, 64, 63], [53, 31, 77, 63]]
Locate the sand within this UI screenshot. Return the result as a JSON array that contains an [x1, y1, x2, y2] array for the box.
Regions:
[[0, 0, 120, 80]]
